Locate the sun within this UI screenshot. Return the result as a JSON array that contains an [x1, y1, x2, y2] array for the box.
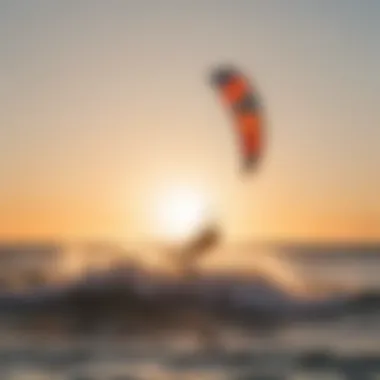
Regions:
[[151, 185, 209, 242]]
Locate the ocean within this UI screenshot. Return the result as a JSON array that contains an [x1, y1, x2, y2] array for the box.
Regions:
[[0, 243, 379, 380]]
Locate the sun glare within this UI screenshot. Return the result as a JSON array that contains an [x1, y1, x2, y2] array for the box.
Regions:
[[152, 185, 209, 242]]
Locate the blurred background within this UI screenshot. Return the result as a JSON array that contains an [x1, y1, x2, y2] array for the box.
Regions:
[[0, 0, 379, 379]]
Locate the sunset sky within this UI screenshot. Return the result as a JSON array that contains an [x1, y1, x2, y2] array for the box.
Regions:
[[0, 0, 379, 242]]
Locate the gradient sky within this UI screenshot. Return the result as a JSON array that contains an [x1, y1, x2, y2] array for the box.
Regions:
[[0, 0, 379, 242]]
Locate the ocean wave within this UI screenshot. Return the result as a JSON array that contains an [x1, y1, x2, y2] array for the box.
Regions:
[[1, 266, 380, 336]]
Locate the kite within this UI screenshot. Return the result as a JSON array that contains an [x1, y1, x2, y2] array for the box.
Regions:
[[210, 65, 265, 174]]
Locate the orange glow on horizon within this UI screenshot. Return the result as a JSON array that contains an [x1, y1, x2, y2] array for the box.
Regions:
[[1, 194, 379, 243]]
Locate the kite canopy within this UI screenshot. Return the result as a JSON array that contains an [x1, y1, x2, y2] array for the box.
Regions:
[[210, 65, 264, 174]]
